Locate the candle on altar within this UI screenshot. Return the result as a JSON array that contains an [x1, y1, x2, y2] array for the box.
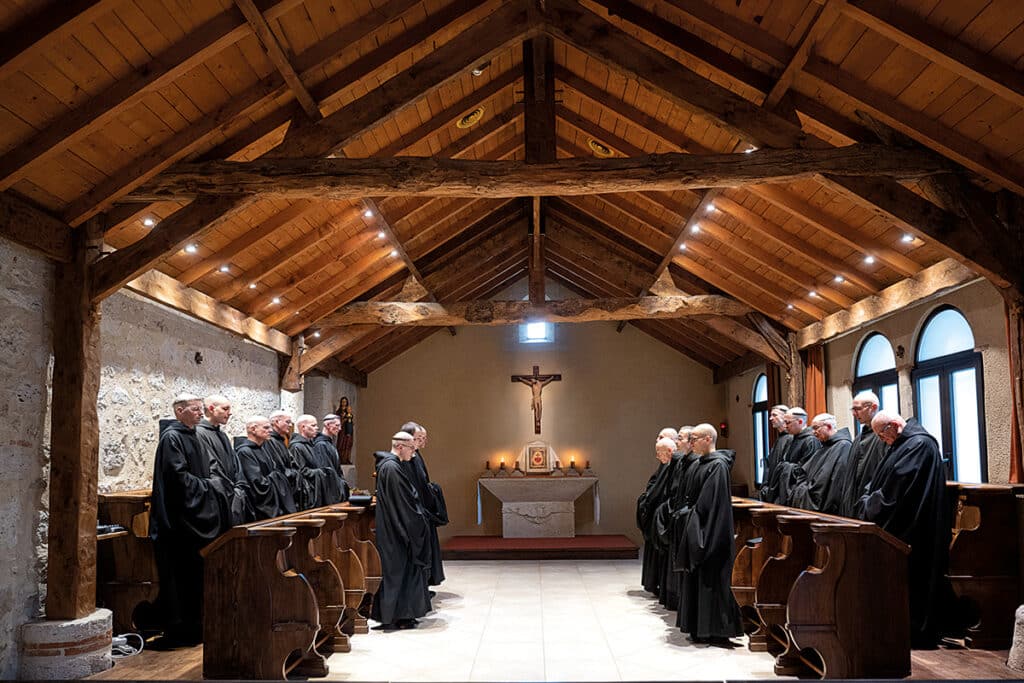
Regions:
[[499, 457, 506, 470], [570, 456, 576, 468]]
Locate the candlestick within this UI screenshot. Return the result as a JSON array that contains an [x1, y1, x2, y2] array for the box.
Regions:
[[570, 458, 576, 469], [499, 460, 506, 470], [485, 461, 491, 470]]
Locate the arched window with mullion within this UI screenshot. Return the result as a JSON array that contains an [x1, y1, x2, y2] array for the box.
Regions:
[[752, 373, 769, 486], [912, 306, 986, 482], [853, 333, 899, 413]]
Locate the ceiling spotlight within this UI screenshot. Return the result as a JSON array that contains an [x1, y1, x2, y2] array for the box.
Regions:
[[313, 331, 321, 338], [704, 203, 716, 213], [184, 244, 198, 254], [377, 231, 386, 239], [470, 60, 491, 77], [691, 224, 700, 233], [901, 233, 915, 243], [864, 255, 875, 265], [745, 146, 757, 154], [390, 249, 399, 257], [142, 217, 156, 227], [248, 282, 258, 289], [678, 243, 687, 251], [219, 265, 230, 273], [834, 275, 845, 283], [786, 304, 794, 310], [363, 209, 374, 218], [272, 297, 281, 305], [809, 290, 818, 298]]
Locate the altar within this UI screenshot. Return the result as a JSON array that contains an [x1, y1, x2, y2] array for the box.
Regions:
[[478, 475, 598, 538]]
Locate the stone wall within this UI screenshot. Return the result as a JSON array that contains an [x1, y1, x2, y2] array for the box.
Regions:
[[97, 291, 284, 491], [0, 238, 52, 679]]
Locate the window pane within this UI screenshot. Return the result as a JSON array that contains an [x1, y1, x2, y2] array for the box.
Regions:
[[880, 383, 899, 414], [526, 322, 547, 339], [917, 374, 944, 455], [753, 374, 768, 402], [917, 308, 975, 362], [857, 334, 896, 376], [951, 368, 982, 483], [753, 411, 766, 483]]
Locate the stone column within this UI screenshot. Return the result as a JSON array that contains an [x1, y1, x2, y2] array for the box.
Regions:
[[20, 609, 112, 679]]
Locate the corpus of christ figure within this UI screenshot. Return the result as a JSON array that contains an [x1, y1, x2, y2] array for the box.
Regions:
[[511, 365, 562, 434]]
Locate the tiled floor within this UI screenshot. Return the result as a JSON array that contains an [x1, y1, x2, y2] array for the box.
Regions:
[[325, 559, 783, 681]]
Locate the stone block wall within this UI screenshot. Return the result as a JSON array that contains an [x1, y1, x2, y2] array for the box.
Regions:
[[0, 238, 53, 678]]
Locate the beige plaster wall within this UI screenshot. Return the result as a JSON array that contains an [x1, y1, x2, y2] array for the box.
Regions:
[[357, 320, 725, 544], [723, 365, 767, 495], [824, 279, 1012, 483], [0, 238, 52, 678]]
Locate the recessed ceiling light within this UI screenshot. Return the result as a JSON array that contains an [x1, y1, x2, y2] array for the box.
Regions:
[[184, 244, 198, 254], [704, 203, 716, 213], [678, 243, 686, 251], [142, 217, 156, 227], [786, 304, 794, 310], [390, 249, 399, 257], [313, 331, 321, 338], [691, 224, 700, 233], [272, 297, 281, 305], [219, 265, 230, 273], [864, 255, 875, 265], [363, 209, 374, 218], [457, 106, 485, 129], [834, 275, 844, 283], [248, 282, 258, 289], [901, 233, 915, 243], [809, 291, 818, 298], [470, 61, 490, 77], [745, 146, 757, 154], [587, 138, 615, 158], [377, 231, 385, 239]]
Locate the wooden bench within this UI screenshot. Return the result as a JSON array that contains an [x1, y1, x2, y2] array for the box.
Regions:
[[947, 482, 1024, 648], [732, 498, 911, 679], [96, 490, 159, 635]]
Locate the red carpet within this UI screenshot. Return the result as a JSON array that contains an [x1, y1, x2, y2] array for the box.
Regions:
[[443, 534, 638, 560]]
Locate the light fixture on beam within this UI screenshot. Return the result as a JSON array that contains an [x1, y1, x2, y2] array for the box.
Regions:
[[864, 255, 875, 265], [313, 331, 321, 338], [142, 217, 156, 227], [745, 146, 757, 154], [248, 282, 258, 289], [363, 208, 374, 218], [377, 231, 385, 239], [690, 224, 700, 234], [272, 297, 281, 305], [901, 233, 915, 243], [786, 304, 794, 310], [809, 290, 818, 298], [390, 249, 399, 257], [219, 265, 230, 273], [704, 203, 716, 213], [470, 60, 491, 77], [834, 275, 845, 283], [184, 244, 198, 254], [678, 243, 686, 251]]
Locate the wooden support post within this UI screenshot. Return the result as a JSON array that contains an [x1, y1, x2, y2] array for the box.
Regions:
[[281, 334, 305, 392], [529, 197, 545, 305], [1005, 292, 1024, 484], [46, 218, 103, 619], [524, 35, 554, 306], [785, 333, 805, 411]]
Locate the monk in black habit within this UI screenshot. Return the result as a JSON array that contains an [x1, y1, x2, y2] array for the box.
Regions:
[[148, 394, 230, 645], [236, 415, 294, 519], [673, 423, 742, 645], [370, 432, 432, 630], [826, 391, 888, 517], [263, 411, 303, 512], [856, 411, 951, 649], [637, 433, 678, 596], [758, 404, 791, 500], [788, 413, 851, 512], [195, 394, 253, 525], [315, 414, 351, 499], [290, 414, 347, 507], [401, 421, 447, 588], [658, 426, 701, 612], [762, 407, 820, 504]]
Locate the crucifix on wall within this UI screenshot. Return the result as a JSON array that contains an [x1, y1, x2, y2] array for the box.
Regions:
[[511, 365, 562, 434]]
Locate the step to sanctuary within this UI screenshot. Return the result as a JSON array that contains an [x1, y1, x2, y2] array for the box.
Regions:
[[442, 534, 638, 560]]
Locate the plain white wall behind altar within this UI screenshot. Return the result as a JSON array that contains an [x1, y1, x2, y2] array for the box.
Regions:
[[357, 314, 727, 544]]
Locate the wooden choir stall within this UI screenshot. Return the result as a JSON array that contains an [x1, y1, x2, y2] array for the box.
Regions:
[[96, 493, 381, 680]]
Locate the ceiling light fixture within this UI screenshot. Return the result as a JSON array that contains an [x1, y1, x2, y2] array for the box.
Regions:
[[470, 60, 491, 77], [587, 138, 615, 158], [864, 255, 875, 265], [678, 243, 686, 251], [457, 106, 485, 129], [901, 233, 915, 243], [248, 282, 258, 289], [272, 297, 281, 305], [809, 291, 818, 298], [691, 224, 700, 233], [142, 217, 156, 227], [377, 231, 385, 239], [834, 275, 845, 283], [184, 244, 198, 254], [363, 209, 374, 218], [313, 331, 321, 338], [390, 249, 399, 257], [786, 304, 794, 310], [705, 203, 716, 213], [219, 265, 230, 273], [745, 146, 757, 154]]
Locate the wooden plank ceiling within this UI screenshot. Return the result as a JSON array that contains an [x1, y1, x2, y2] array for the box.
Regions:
[[1, 0, 1021, 375]]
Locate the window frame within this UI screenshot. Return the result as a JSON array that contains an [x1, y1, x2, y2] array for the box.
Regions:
[[751, 373, 769, 487], [853, 333, 899, 412]]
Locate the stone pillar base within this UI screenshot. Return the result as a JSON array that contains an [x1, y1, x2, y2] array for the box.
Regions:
[[341, 464, 357, 490], [502, 501, 575, 537], [20, 608, 113, 679], [1008, 605, 1024, 671]]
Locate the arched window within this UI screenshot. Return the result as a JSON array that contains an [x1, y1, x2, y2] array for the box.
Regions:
[[751, 373, 769, 485], [912, 306, 986, 482], [853, 333, 899, 413]]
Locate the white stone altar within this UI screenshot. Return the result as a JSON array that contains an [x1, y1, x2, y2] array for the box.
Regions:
[[478, 476, 597, 538]]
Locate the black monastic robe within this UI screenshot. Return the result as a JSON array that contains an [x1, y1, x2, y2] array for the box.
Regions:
[[762, 427, 819, 504], [788, 427, 852, 512], [313, 433, 351, 502], [658, 450, 700, 611], [370, 451, 432, 625], [236, 438, 293, 519], [196, 419, 254, 525], [148, 420, 230, 641], [262, 432, 300, 514], [854, 418, 951, 648], [636, 463, 664, 592], [673, 450, 743, 639], [406, 450, 446, 586], [289, 434, 345, 508], [758, 431, 793, 500], [828, 424, 888, 517], [638, 456, 676, 595]]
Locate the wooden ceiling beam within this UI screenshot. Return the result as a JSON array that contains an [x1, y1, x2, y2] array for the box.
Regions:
[[418, 202, 524, 276], [405, 198, 512, 261], [762, 0, 843, 109], [90, 196, 253, 303], [451, 260, 528, 303], [524, 35, 556, 306], [270, 2, 536, 159], [0, 0, 305, 191], [546, 198, 661, 265], [268, 246, 398, 330], [234, 0, 319, 118], [840, 0, 1024, 114], [357, 327, 442, 373], [0, 0, 121, 84], [424, 223, 527, 292], [547, 221, 655, 288], [0, 190, 72, 262], [659, 0, 791, 68], [433, 245, 529, 302], [180, 199, 317, 288]]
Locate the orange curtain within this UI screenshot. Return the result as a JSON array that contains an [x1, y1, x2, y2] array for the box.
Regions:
[[1006, 300, 1023, 483], [803, 344, 827, 418]]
